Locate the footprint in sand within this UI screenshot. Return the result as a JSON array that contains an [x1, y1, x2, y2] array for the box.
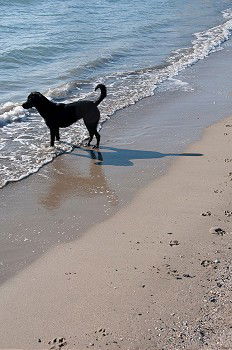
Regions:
[[48, 337, 67, 349], [209, 227, 226, 236], [169, 240, 180, 247], [201, 211, 211, 216]]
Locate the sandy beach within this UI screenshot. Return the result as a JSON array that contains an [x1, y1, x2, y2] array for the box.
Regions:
[[0, 109, 232, 349], [2, 2, 232, 350]]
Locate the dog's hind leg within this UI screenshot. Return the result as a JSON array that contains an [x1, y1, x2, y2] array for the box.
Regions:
[[87, 129, 94, 146], [84, 108, 100, 148], [55, 128, 60, 141], [94, 130, 100, 148], [84, 122, 99, 148], [87, 127, 100, 148]]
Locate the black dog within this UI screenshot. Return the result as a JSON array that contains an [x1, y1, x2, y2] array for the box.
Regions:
[[22, 84, 106, 148]]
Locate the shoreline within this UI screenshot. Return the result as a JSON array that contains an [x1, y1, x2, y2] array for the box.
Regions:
[[2, 37, 232, 193], [0, 82, 210, 286], [0, 115, 231, 349]]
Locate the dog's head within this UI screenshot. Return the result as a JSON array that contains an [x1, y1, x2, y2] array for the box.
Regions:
[[22, 92, 42, 109]]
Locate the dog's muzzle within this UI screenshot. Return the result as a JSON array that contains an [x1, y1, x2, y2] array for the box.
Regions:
[[22, 102, 32, 109]]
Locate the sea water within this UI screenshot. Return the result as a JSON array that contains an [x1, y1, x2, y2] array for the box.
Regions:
[[1, 0, 232, 187]]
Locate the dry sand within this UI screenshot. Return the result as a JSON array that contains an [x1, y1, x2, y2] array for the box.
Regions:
[[0, 117, 232, 350]]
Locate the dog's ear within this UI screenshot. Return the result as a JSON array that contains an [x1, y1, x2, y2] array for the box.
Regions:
[[30, 91, 40, 97], [23, 92, 41, 109], [28, 92, 41, 101]]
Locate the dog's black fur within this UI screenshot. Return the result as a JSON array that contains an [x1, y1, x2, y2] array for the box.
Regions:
[[22, 84, 107, 148]]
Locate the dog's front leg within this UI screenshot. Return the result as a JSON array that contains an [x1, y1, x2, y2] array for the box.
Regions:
[[49, 128, 55, 147], [55, 128, 60, 141]]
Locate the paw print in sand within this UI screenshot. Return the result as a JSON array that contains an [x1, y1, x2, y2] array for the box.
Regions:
[[48, 337, 67, 349]]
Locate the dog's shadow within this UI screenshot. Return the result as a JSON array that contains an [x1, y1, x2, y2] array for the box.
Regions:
[[73, 145, 203, 166]]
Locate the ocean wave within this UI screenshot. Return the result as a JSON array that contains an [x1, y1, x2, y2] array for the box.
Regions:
[[1, 10, 232, 128], [66, 49, 129, 76], [0, 102, 26, 127], [46, 8, 232, 108], [0, 44, 63, 66], [222, 8, 232, 20], [166, 16, 232, 74], [46, 81, 80, 99], [93, 10, 232, 117]]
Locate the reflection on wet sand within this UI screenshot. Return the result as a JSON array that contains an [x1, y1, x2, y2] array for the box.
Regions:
[[40, 145, 202, 209], [40, 150, 118, 209]]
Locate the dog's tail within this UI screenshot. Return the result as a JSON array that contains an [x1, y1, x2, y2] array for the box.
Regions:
[[94, 84, 107, 106]]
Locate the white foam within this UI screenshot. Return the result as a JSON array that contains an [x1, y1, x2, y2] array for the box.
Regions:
[[222, 8, 232, 20], [0, 103, 26, 127], [46, 82, 77, 99]]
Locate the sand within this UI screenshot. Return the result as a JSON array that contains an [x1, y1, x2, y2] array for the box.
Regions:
[[0, 112, 231, 349]]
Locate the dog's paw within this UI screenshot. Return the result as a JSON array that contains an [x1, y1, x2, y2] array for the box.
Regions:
[[41, 145, 55, 152], [82, 142, 90, 147]]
